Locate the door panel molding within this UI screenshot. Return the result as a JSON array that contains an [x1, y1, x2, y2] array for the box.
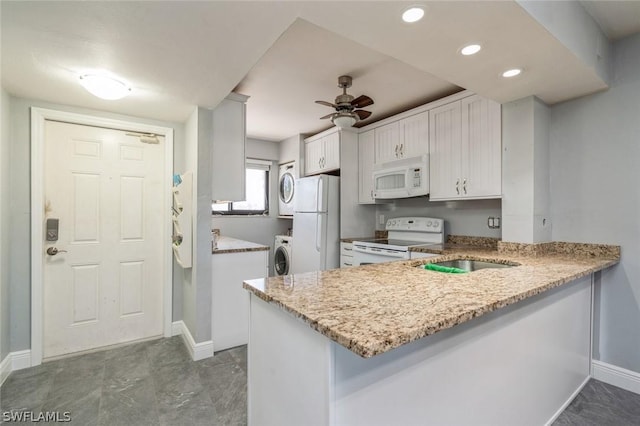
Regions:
[[31, 108, 174, 366]]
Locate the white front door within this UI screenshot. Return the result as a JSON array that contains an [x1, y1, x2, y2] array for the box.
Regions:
[[43, 120, 165, 359]]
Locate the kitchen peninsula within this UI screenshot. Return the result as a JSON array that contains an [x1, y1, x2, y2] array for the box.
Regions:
[[243, 242, 619, 426]]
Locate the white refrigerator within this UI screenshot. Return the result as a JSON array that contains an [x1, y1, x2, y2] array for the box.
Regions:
[[291, 175, 340, 274]]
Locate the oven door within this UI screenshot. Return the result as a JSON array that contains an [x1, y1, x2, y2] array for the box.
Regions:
[[352, 244, 409, 266]]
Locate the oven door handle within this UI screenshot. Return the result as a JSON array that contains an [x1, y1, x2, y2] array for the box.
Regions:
[[352, 245, 371, 254], [353, 245, 407, 258]]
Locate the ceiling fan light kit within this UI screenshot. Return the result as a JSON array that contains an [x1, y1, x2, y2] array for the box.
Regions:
[[332, 113, 357, 129], [315, 75, 374, 129]]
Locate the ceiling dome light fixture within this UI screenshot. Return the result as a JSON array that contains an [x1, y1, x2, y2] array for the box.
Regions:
[[460, 44, 482, 56], [402, 6, 425, 23], [502, 68, 522, 78], [332, 113, 357, 129], [79, 73, 131, 100]]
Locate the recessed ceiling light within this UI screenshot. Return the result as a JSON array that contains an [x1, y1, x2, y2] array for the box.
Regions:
[[460, 44, 482, 56], [79, 73, 131, 100], [502, 68, 522, 78], [402, 7, 425, 23]]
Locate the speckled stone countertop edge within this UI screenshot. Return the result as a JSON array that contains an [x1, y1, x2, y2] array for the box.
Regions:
[[243, 245, 620, 358], [214, 246, 269, 254], [243, 256, 618, 358], [212, 235, 269, 254]]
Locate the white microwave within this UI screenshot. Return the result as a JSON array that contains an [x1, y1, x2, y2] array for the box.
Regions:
[[372, 154, 429, 199]]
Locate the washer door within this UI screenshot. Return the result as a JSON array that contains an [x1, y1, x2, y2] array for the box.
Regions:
[[279, 172, 295, 204], [274, 246, 290, 276]]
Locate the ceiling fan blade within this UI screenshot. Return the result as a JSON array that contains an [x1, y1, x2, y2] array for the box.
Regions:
[[351, 95, 374, 108], [319, 113, 335, 120], [354, 110, 372, 120], [315, 100, 337, 108]]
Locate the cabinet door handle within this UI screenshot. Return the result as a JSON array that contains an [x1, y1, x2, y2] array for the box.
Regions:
[[394, 145, 399, 157], [456, 179, 460, 195], [463, 178, 467, 194], [400, 143, 404, 157], [371, 190, 374, 200]]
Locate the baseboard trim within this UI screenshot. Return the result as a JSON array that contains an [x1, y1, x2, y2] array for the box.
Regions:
[[173, 321, 213, 361], [0, 354, 11, 386], [11, 350, 32, 371], [0, 350, 33, 386], [171, 320, 183, 337], [544, 376, 590, 426], [592, 360, 640, 395]]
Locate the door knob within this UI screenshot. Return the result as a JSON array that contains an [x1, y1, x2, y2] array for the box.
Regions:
[[46, 247, 68, 256]]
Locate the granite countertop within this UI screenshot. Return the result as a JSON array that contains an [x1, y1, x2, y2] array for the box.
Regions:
[[213, 235, 269, 254], [340, 236, 379, 243], [243, 242, 619, 358], [341, 231, 389, 243]]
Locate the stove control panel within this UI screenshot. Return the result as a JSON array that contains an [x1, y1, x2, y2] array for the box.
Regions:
[[385, 217, 443, 233]]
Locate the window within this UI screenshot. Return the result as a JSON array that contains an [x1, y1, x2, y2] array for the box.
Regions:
[[212, 159, 270, 215]]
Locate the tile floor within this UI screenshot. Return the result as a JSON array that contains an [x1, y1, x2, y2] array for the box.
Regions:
[[553, 379, 640, 426], [0, 337, 246, 425], [2, 336, 639, 425]]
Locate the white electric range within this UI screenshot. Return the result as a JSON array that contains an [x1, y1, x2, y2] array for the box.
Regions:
[[352, 217, 444, 266]]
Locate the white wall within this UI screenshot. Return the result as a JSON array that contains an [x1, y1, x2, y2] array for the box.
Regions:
[[7, 96, 184, 352], [550, 33, 640, 373], [376, 199, 502, 238], [278, 134, 303, 169], [211, 138, 291, 276], [0, 89, 10, 361]]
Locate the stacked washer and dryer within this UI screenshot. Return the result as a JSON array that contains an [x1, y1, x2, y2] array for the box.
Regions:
[[274, 161, 296, 276]]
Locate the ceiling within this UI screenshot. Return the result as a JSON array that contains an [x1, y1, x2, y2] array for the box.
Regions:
[[236, 19, 461, 141], [581, 0, 640, 40], [2, 1, 640, 142]]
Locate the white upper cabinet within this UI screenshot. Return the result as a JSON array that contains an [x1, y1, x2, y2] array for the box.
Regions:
[[212, 94, 248, 201], [374, 122, 400, 164], [399, 111, 429, 159], [304, 137, 324, 176], [323, 131, 340, 171], [374, 112, 428, 164], [461, 95, 502, 198], [429, 94, 501, 201], [429, 101, 462, 200], [304, 129, 340, 176], [358, 129, 375, 204]]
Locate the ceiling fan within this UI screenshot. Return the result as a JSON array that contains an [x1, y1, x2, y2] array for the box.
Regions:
[[315, 75, 374, 128]]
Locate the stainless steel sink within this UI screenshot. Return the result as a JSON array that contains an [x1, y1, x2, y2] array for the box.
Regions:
[[426, 259, 515, 272]]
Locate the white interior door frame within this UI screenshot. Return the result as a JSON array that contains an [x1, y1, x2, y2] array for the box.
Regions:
[[31, 107, 174, 366]]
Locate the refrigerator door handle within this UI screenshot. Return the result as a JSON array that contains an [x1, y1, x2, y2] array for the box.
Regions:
[[316, 176, 323, 211], [315, 214, 322, 252]]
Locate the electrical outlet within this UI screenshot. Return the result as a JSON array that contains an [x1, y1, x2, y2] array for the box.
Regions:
[[379, 214, 385, 225], [487, 216, 501, 229]]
